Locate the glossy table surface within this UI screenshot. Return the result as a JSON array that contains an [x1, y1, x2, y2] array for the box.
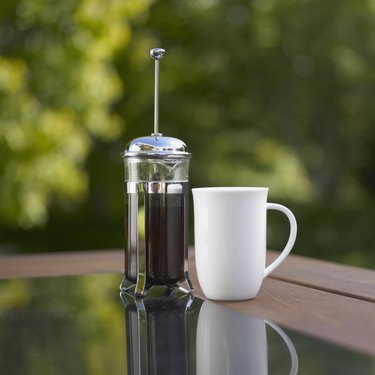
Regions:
[[0, 249, 374, 374]]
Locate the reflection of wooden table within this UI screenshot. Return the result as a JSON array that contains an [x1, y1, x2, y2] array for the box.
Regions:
[[1, 249, 374, 356]]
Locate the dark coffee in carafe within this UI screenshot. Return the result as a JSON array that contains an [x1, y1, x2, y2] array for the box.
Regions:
[[124, 181, 188, 286], [145, 191, 186, 285]]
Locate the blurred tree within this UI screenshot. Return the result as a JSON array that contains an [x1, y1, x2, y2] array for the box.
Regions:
[[117, 0, 375, 206], [0, 0, 151, 228], [1, 0, 375, 267]]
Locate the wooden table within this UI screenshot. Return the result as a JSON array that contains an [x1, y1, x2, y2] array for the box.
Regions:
[[1, 249, 374, 357]]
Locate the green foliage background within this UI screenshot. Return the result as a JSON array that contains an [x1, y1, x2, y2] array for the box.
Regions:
[[1, 0, 375, 267]]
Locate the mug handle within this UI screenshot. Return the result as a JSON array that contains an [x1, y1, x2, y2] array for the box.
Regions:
[[266, 320, 299, 375], [264, 203, 297, 278]]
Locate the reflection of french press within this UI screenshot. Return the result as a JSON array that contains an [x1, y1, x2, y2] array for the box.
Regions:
[[120, 48, 193, 296], [121, 293, 200, 375]]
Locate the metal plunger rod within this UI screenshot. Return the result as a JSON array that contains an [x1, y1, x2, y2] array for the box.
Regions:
[[154, 59, 160, 134], [150, 48, 166, 136]]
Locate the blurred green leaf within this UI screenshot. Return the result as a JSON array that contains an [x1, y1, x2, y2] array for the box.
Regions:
[[0, 0, 151, 227]]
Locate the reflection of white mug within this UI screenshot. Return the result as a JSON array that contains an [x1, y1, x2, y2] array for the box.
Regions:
[[192, 187, 297, 300], [196, 301, 298, 375]]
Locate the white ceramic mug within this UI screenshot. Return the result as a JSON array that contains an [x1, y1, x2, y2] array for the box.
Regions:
[[196, 301, 299, 375], [192, 187, 297, 300]]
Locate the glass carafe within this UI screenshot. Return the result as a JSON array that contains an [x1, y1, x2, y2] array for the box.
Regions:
[[120, 135, 192, 296]]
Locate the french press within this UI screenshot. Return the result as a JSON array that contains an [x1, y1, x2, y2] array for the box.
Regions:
[[120, 48, 193, 296]]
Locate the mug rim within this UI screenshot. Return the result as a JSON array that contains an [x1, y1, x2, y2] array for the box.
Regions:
[[192, 187, 269, 193]]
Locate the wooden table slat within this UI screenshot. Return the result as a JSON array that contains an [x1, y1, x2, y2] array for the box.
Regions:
[[267, 251, 375, 303], [2, 249, 375, 304], [218, 278, 375, 357], [1, 248, 375, 356], [0, 250, 123, 279], [188, 252, 375, 357]]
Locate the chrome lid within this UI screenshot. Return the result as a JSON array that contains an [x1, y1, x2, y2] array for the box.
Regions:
[[122, 135, 191, 158], [122, 48, 191, 159]]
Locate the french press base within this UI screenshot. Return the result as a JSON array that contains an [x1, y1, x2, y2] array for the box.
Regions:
[[120, 277, 193, 300], [120, 275, 194, 299]]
